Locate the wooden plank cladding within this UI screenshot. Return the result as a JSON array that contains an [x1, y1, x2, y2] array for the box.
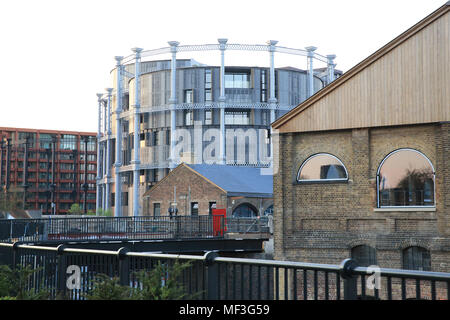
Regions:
[[273, 5, 450, 133]]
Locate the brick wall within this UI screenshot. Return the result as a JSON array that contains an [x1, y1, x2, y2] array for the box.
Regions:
[[274, 123, 450, 273], [144, 165, 227, 216]]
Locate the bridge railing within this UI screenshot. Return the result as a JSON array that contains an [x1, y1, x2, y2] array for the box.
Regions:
[[0, 215, 270, 243], [0, 243, 448, 300]]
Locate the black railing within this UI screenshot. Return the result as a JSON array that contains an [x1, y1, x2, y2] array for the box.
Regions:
[[0, 243, 448, 300], [0, 216, 270, 243]]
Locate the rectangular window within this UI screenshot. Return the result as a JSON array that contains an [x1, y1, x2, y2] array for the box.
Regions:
[[205, 69, 212, 101], [225, 72, 250, 89], [60, 134, 77, 150], [185, 110, 193, 126], [225, 110, 250, 125], [191, 202, 199, 216], [261, 69, 267, 102], [209, 202, 216, 216], [184, 89, 193, 103], [205, 110, 212, 125], [153, 203, 161, 217]]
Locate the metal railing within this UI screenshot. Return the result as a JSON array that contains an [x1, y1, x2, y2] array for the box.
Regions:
[[0, 216, 270, 243], [0, 216, 222, 242], [0, 243, 448, 300]]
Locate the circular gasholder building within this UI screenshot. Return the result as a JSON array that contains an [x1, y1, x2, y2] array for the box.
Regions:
[[96, 39, 341, 217]]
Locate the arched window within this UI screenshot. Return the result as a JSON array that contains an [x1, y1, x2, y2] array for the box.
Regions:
[[297, 153, 348, 182], [232, 203, 258, 218], [402, 246, 431, 271], [377, 149, 435, 207], [351, 245, 377, 267]]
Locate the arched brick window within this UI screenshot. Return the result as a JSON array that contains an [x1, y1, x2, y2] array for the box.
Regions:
[[377, 149, 435, 207], [351, 245, 377, 267], [402, 246, 431, 271]]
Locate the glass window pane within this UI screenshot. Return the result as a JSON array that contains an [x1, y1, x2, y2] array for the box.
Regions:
[[351, 245, 377, 267], [298, 154, 347, 181], [378, 149, 434, 207]]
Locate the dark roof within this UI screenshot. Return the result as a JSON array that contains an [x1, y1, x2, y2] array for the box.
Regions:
[[186, 164, 273, 197]]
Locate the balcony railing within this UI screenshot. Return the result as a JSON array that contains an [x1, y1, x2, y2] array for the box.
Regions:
[[0, 243, 448, 300]]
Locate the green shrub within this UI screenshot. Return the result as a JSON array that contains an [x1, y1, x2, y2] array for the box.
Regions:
[[0, 264, 50, 300], [85, 260, 195, 300]]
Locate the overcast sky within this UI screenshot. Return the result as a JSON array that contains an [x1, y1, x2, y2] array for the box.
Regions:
[[0, 0, 445, 133]]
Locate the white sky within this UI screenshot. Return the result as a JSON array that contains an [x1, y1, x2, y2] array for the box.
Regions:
[[0, 0, 445, 133]]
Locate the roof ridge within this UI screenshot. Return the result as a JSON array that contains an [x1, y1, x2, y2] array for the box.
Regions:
[[272, 3, 450, 129]]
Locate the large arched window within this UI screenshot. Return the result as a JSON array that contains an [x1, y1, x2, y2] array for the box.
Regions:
[[297, 153, 348, 182], [377, 149, 435, 207], [351, 245, 377, 267], [232, 203, 258, 218], [402, 246, 431, 271]]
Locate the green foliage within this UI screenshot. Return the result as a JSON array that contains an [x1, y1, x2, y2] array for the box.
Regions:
[[84, 274, 132, 300], [96, 208, 113, 217], [68, 203, 83, 215], [130, 260, 193, 300], [85, 260, 195, 300], [0, 264, 50, 300]]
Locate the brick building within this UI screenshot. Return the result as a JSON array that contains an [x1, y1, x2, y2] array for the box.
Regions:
[[143, 163, 273, 218], [271, 3, 449, 274], [0, 127, 97, 215]]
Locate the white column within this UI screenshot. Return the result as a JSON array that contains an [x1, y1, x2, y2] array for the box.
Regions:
[[131, 47, 143, 217], [114, 56, 123, 217], [218, 38, 227, 165], [96, 93, 103, 215], [105, 88, 113, 211], [326, 54, 336, 85], [267, 40, 278, 123], [305, 46, 317, 97], [168, 41, 179, 170], [267, 40, 278, 167]]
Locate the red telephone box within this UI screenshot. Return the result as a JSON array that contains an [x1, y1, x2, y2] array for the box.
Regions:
[[212, 208, 227, 236]]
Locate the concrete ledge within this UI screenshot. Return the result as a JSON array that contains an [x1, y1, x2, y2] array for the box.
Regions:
[[373, 207, 436, 212]]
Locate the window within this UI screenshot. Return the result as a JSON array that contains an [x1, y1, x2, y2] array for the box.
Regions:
[[351, 245, 377, 267], [297, 153, 348, 182], [205, 110, 213, 125], [185, 110, 193, 126], [191, 202, 199, 216], [260, 69, 267, 102], [184, 89, 193, 103], [153, 203, 160, 217], [232, 203, 257, 218], [225, 72, 250, 89], [208, 202, 216, 216], [60, 134, 77, 150], [225, 110, 250, 125], [205, 69, 212, 101], [402, 246, 431, 271], [377, 149, 435, 207]]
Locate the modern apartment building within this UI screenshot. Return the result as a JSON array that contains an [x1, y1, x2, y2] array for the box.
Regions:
[[96, 40, 341, 217], [0, 127, 97, 215]]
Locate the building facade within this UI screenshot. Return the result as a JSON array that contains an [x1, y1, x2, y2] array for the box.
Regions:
[[272, 3, 450, 275], [0, 127, 97, 215], [143, 163, 273, 218], [97, 40, 341, 217]]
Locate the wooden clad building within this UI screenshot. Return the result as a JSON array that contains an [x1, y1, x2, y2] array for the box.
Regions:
[[272, 2, 450, 278]]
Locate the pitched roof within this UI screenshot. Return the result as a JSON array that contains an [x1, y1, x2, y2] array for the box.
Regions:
[[143, 163, 273, 198], [186, 164, 273, 197], [272, 2, 450, 132]]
